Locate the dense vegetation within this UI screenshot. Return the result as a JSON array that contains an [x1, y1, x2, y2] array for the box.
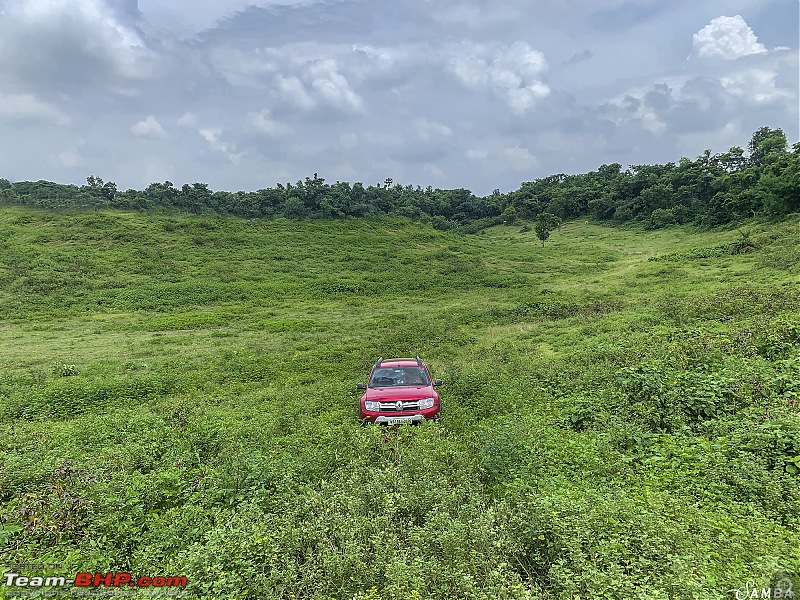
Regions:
[[0, 206, 798, 598], [1, 127, 798, 231]]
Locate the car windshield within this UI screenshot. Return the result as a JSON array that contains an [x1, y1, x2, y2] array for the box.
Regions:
[[370, 367, 429, 387]]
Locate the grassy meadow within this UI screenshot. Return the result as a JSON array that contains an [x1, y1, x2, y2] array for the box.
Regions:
[[0, 207, 799, 599]]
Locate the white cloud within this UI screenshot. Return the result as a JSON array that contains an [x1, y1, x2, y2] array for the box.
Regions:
[[271, 57, 365, 114], [199, 128, 244, 164], [275, 75, 317, 110], [692, 15, 767, 60], [0, 92, 70, 125], [350, 44, 403, 77], [204, 37, 551, 123], [507, 84, 550, 114], [306, 58, 364, 113], [200, 128, 222, 145], [449, 41, 550, 113], [130, 116, 165, 138], [177, 112, 198, 127], [209, 38, 547, 119], [720, 68, 791, 104], [495, 40, 548, 80], [248, 109, 289, 136], [451, 54, 490, 88], [415, 118, 452, 141]]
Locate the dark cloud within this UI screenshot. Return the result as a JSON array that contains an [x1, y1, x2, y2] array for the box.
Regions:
[[564, 50, 593, 66], [644, 83, 673, 111], [200, 1, 439, 46], [0, 0, 157, 100]]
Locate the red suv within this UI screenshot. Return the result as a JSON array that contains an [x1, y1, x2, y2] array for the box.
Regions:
[[357, 357, 442, 424]]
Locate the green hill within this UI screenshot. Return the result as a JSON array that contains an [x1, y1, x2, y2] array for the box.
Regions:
[[1, 207, 798, 599]]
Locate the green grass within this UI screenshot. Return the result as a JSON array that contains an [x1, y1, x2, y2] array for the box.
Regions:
[[0, 207, 799, 599]]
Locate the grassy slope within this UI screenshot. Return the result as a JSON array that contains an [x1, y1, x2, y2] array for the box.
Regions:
[[0, 207, 799, 599]]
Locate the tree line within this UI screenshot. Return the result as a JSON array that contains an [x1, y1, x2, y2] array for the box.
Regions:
[[0, 126, 797, 230]]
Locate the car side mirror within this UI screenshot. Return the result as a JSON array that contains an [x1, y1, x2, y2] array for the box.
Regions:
[[433, 379, 443, 386], [356, 382, 366, 390]]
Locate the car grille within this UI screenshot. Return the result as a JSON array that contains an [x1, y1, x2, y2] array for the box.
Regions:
[[377, 400, 422, 411]]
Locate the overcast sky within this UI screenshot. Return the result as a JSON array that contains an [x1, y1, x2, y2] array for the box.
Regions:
[[0, 0, 797, 195]]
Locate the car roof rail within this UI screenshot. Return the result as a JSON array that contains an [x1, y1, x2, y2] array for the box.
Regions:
[[375, 356, 383, 368], [416, 355, 423, 367]]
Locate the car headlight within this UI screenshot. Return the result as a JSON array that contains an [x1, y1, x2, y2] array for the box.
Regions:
[[419, 397, 435, 410], [364, 401, 381, 411]]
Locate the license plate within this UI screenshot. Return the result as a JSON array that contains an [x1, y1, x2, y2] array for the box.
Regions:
[[387, 417, 413, 426]]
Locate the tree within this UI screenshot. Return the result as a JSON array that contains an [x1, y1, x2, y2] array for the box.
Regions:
[[431, 215, 451, 230], [300, 173, 328, 212], [715, 146, 747, 173], [640, 183, 674, 214], [83, 175, 117, 204], [534, 212, 561, 247], [179, 182, 212, 213], [320, 182, 351, 218], [649, 208, 677, 228], [283, 195, 307, 219], [748, 127, 788, 167], [501, 204, 517, 224], [145, 181, 178, 206]]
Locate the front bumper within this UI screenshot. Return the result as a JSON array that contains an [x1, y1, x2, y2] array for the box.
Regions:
[[359, 402, 440, 424], [372, 414, 427, 425]]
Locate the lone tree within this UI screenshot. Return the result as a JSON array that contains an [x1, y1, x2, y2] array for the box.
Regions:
[[501, 204, 517, 224], [534, 212, 561, 247]]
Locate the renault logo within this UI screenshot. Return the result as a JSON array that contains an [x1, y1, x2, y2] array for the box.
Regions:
[[396, 400, 403, 410]]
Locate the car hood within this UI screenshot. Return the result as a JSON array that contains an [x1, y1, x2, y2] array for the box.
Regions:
[[364, 386, 436, 401]]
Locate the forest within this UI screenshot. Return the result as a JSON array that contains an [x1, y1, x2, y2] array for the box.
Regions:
[[1, 126, 797, 231]]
